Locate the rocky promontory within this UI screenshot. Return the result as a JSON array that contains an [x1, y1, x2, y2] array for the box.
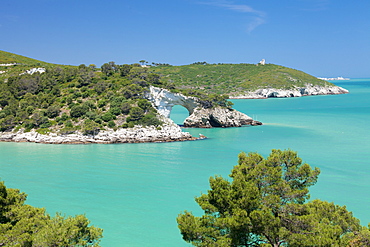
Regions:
[[0, 87, 260, 144], [230, 84, 348, 99]]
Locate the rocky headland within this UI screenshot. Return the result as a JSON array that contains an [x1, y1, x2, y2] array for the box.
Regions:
[[230, 84, 349, 99], [0, 86, 260, 144]]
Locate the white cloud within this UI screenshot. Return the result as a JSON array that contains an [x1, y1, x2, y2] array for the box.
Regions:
[[199, 1, 266, 33], [220, 4, 255, 12], [246, 16, 265, 33]]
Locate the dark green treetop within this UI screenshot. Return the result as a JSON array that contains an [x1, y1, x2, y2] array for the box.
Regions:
[[0, 181, 103, 246], [177, 149, 369, 246]]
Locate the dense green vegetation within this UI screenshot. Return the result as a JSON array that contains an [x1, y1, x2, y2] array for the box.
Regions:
[[0, 181, 103, 246], [0, 63, 164, 133], [0, 51, 234, 133], [150, 63, 333, 96], [177, 149, 370, 246]]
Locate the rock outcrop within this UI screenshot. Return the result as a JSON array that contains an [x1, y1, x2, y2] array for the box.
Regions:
[[230, 85, 349, 99], [20, 67, 46, 75], [184, 107, 262, 128]]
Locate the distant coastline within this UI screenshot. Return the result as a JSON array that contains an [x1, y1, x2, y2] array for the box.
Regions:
[[317, 76, 350, 81], [229, 84, 349, 99]]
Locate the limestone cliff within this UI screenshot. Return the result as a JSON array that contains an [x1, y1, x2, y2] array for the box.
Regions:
[[230, 84, 348, 99]]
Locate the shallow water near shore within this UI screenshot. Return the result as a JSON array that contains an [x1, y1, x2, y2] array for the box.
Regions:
[[1, 79, 369, 246]]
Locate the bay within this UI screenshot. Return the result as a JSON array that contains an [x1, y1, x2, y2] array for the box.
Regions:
[[0, 79, 369, 246]]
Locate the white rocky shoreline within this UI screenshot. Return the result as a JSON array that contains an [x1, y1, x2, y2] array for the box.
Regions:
[[0, 122, 203, 144], [229, 85, 349, 99]]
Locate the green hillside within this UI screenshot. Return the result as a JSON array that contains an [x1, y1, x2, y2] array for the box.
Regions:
[[150, 63, 332, 96], [0, 51, 335, 134]]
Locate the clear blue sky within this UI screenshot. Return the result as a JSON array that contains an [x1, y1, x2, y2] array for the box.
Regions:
[[1, 0, 369, 78]]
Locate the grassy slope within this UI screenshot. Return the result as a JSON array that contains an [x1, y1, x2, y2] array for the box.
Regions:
[[0, 50, 49, 65], [0, 50, 70, 78], [150, 63, 333, 96], [1, 51, 332, 95]]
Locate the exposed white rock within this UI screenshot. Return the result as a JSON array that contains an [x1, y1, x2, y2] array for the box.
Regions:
[[20, 68, 46, 75], [230, 85, 349, 99]]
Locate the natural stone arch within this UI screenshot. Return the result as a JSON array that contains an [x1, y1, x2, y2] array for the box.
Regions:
[[145, 86, 199, 118], [145, 86, 262, 128]]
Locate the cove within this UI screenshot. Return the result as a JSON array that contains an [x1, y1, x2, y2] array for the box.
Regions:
[[0, 79, 369, 246]]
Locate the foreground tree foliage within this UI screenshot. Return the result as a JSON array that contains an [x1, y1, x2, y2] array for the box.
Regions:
[[0, 181, 103, 246], [177, 149, 370, 246]]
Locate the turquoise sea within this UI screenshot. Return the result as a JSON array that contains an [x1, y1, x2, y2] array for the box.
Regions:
[[0, 79, 369, 246]]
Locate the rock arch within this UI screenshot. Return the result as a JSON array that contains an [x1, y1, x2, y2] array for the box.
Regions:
[[145, 86, 199, 118], [145, 86, 262, 128]]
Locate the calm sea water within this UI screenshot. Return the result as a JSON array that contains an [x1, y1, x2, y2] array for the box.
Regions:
[[0, 79, 369, 246]]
